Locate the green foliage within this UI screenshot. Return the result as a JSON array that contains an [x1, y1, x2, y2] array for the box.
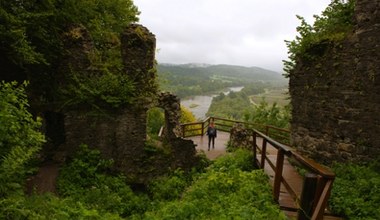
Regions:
[[138, 149, 286, 220], [207, 90, 252, 119], [61, 72, 135, 110], [0, 194, 122, 220], [147, 107, 165, 136], [0, 0, 138, 67], [158, 64, 286, 98], [243, 98, 291, 129], [211, 149, 255, 172], [180, 106, 197, 124], [57, 144, 114, 194], [57, 145, 149, 217], [284, 0, 355, 76], [59, 0, 139, 48], [330, 161, 380, 220], [241, 82, 267, 96], [180, 106, 202, 136], [148, 169, 190, 201], [0, 81, 45, 197], [207, 83, 289, 124], [0, 0, 140, 110], [146, 106, 197, 137]]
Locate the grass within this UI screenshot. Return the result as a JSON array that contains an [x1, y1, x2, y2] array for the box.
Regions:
[[250, 89, 290, 107]]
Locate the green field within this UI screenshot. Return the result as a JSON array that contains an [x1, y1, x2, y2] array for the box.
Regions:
[[250, 89, 290, 107]]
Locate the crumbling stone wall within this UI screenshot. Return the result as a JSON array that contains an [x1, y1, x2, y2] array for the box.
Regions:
[[2, 21, 199, 182], [289, 0, 380, 164], [60, 24, 156, 181], [121, 24, 158, 97], [157, 92, 182, 139], [60, 24, 199, 182]]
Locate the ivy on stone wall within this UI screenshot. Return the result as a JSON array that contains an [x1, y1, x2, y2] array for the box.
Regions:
[[283, 0, 355, 77], [60, 72, 136, 110], [0, 0, 141, 111]]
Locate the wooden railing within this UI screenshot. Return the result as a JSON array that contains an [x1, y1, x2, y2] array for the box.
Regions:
[[181, 116, 335, 220], [180, 116, 290, 145], [252, 129, 335, 220]]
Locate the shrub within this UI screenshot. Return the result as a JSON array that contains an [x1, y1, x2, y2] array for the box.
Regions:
[[0, 194, 123, 219], [0, 81, 45, 197], [284, 0, 355, 76], [148, 169, 189, 201], [330, 161, 380, 220], [57, 145, 149, 217], [136, 149, 285, 219], [211, 148, 255, 172]]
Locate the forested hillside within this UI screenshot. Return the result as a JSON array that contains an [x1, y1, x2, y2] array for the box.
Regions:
[[157, 63, 287, 98], [1, 0, 379, 219]]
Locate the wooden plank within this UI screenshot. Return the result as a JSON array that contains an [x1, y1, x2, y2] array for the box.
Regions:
[[186, 131, 230, 160], [186, 130, 341, 220]]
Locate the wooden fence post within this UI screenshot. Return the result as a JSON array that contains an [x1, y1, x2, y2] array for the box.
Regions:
[[252, 131, 257, 167], [181, 125, 185, 138], [273, 149, 285, 202], [261, 139, 267, 169], [311, 179, 333, 220], [201, 121, 205, 136], [298, 173, 318, 220]]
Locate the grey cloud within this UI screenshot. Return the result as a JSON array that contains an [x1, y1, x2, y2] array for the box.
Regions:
[[134, 0, 331, 72]]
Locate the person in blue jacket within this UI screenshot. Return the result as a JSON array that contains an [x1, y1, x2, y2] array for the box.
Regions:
[[206, 121, 217, 151]]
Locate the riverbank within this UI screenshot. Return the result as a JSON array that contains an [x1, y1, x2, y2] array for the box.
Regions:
[[181, 86, 244, 119]]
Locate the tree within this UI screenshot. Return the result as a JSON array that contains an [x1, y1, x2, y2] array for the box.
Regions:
[[283, 0, 355, 77], [180, 106, 197, 123], [0, 0, 140, 108], [0, 81, 45, 197], [243, 98, 290, 129], [0, 0, 139, 67]]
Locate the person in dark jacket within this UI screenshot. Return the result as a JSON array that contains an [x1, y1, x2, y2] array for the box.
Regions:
[[206, 121, 217, 151]]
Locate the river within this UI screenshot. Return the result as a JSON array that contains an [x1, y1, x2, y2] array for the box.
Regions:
[[180, 86, 244, 119]]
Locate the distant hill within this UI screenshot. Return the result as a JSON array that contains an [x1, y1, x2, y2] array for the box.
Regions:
[[158, 63, 286, 83], [157, 63, 287, 98]]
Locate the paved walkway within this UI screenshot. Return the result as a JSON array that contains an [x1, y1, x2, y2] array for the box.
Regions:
[[186, 131, 230, 160]]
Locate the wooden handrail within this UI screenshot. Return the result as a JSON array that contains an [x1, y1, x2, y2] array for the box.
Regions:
[[291, 151, 335, 178], [180, 116, 335, 220], [181, 116, 289, 141], [251, 130, 335, 220]]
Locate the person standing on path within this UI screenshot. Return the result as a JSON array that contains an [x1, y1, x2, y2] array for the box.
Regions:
[[206, 121, 217, 151]]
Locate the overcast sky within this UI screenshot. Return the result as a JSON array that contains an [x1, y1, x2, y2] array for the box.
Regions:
[[133, 0, 331, 72]]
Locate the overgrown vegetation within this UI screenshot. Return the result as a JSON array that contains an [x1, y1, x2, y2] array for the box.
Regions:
[[134, 149, 286, 220], [0, 0, 138, 67], [207, 90, 252, 119], [0, 0, 142, 110], [0, 89, 284, 218], [207, 83, 290, 129], [0, 94, 286, 219], [283, 0, 355, 76], [147, 106, 197, 137], [60, 72, 136, 110], [330, 160, 380, 220], [57, 144, 149, 217], [0, 81, 45, 198], [243, 99, 291, 129]]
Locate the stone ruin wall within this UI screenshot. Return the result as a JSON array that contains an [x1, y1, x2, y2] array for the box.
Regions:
[[59, 24, 198, 183], [289, 0, 380, 164], [0, 23, 199, 183]]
